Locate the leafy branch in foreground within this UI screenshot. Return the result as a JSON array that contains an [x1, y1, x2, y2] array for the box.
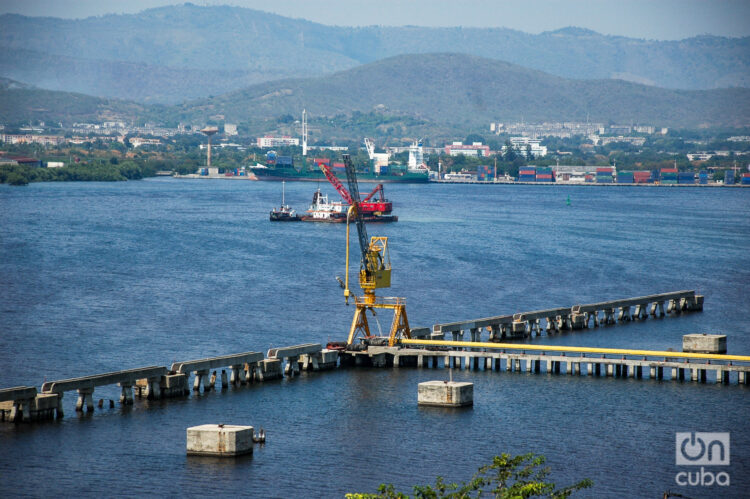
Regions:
[[346, 453, 592, 499]]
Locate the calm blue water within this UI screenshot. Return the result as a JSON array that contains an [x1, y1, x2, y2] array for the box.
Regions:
[[1, 179, 748, 497]]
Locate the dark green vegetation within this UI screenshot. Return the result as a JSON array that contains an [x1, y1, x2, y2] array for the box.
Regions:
[[0, 4, 747, 103], [347, 453, 592, 498], [0, 160, 156, 186], [0, 77, 149, 124]]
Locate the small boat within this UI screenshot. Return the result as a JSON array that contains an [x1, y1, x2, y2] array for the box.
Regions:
[[270, 181, 301, 221]]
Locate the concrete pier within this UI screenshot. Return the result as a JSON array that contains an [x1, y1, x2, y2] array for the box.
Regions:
[[432, 291, 704, 341], [418, 381, 473, 407], [186, 424, 254, 457], [683, 334, 727, 354]]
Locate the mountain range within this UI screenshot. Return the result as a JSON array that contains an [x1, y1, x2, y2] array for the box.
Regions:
[[0, 3, 748, 104], [2, 54, 748, 133]]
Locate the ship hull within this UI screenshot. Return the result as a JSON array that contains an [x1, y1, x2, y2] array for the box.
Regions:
[[250, 168, 428, 183]]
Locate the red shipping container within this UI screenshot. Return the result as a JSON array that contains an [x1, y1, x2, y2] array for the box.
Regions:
[[661, 168, 678, 173], [596, 167, 614, 173]]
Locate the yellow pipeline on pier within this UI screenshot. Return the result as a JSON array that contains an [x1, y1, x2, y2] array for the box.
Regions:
[[398, 339, 750, 363]]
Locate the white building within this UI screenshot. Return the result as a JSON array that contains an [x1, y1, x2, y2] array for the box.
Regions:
[[502, 137, 547, 158], [224, 124, 238, 136], [257, 136, 299, 148]]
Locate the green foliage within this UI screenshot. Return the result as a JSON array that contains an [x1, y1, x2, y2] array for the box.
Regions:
[[348, 453, 592, 499], [0, 161, 157, 185]]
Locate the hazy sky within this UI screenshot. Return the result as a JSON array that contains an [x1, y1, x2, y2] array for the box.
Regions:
[[1, 0, 749, 40]]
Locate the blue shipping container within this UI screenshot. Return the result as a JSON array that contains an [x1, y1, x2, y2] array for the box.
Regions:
[[725, 171, 735, 184]]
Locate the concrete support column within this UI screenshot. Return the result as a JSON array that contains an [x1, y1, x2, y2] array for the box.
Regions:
[[691, 368, 699, 382], [469, 328, 479, 343], [571, 314, 585, 330], [606, 364, 613, 377], [285, 356, 300, 376], [118, 384, 134, 405], [464, 356, 471, 370], [546, 360, 552, 373], [193, 370, 209, 392], [526, 359, 533, 373], [417, 355, 424, 368], [618, 306, 631, 321], [587, 362, 593, 375], [739, 371, 747, 385], [55, 393, 64, 419], [514, 359, 521, 372], [76, 388, 94, 412], [146, 378, 161, 400], [649, 366, 656, 379], [667, 299, 676, 314]]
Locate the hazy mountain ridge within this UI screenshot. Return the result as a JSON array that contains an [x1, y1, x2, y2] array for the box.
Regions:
[[4, 54, 745, 130], [177, 54, 749, 128], [0, 3, 747, 104]]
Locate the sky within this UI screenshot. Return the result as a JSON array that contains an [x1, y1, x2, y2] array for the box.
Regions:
[[1, 0, 749, 40]]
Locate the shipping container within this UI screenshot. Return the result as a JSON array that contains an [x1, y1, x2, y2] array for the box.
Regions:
[[724, 170, 735, 184], [596, 167, 614, 173], [678, 172, 695, 184], [266, 151, 277, 164], [742, 173, 750, 185], [585, 174, 594, 182], [596, 177, 613, 183], [617, 172, 634, 183], [313, 158, 330, 167], [276, 156, 293, 166], [698, 173, 708, 184]]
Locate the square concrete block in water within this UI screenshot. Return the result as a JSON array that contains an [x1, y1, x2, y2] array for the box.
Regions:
[[186, 424, 254, 456], [418, 381, 473, 407], [683, 334, 727, 354]]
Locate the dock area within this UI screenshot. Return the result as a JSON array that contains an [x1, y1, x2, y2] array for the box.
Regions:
[[1, 290, 747, 424]]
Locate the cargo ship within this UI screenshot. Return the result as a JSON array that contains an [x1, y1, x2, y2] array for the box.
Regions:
[[250, 151, 429, 183]]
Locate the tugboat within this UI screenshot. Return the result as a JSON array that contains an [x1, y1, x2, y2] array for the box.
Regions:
[[269, 181, 301, 221], [300, 188, 348, 222]]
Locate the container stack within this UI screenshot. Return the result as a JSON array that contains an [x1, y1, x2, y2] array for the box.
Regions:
[[724, 170, 735, 185], [742, 173, 750, 185], [617, 171, 634, 184], [266, 151, 277, 165], [633, 171, 651, 184], [660, 168, 678, 184], [535, 167, 554, 182], [314, 158, 330, 168], [699, 171, 709, 184], [332, 162, 346, 173], [678, 172, 695, 184], [518, 166, 536, 182], [477, 165, 493, 181], [277, 156, 293, 167], [585, 174, 594, 183], [199, 168, 208, 176], [596, 167, 614, 183]]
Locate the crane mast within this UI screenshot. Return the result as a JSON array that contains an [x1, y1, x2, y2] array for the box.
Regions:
[[341, 154, 410, 346]]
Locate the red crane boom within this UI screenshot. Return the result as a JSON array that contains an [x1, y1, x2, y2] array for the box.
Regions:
[[316, 160, 392, 214]]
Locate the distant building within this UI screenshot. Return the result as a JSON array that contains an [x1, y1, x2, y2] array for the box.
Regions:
[[0, 134, 64, 146], [257, 136, 299, 148], [502, 137, 547, 158], [130, 137, 162, 148], [224, 124, 238, 136], [598, 136, 646, 146], [445, 141, 491, 157]]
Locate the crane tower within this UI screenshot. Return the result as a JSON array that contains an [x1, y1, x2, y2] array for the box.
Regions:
[[341, 154, 411, 346]]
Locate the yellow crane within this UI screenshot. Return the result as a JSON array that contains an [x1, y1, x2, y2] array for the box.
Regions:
[[341, 154, 411, 347]]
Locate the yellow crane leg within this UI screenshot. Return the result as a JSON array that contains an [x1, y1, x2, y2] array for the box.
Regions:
[[347, 304, 372, 345], [398, 339, 750, 362]]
